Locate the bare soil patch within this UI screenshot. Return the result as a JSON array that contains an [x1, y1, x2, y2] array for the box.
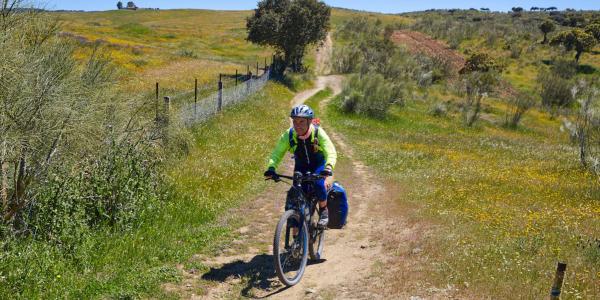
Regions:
[[390, 30, 465, 74]]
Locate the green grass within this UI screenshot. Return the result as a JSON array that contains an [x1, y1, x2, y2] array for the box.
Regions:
[[321, 93, 599, 298], [0, 81, 295, 298], [55, 9, 274, 93]]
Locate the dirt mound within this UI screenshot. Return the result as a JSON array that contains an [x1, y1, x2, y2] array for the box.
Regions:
[[390, 30, 465, 74]]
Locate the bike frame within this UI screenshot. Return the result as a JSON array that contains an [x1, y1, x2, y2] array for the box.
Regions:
[[272, 171, 323, 241]]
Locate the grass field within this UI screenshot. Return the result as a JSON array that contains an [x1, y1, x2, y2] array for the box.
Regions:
[[321, 88, 599, 298], [55, 9, 273, 93]]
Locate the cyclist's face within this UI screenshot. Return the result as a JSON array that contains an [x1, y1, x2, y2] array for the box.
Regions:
[[292, 117, 310, 135]]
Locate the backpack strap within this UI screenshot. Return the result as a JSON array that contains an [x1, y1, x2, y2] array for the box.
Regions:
[[313, 124, 320, 147], [288, 127, 296, 149], [289, 125, 320, 151]]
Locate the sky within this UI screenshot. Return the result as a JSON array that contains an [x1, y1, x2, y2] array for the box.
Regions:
[[40, 1, 599, 13]]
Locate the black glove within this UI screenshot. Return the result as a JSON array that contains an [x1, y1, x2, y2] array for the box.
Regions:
[[264, 168, 276, 178], [320, 166, 333, 177]]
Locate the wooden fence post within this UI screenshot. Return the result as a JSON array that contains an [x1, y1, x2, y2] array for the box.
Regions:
[[235, 69, 238, 85], [247, 65, 250, 80], [217, 74, 223, 111], [246, 70, 251, 94], [550, 262, 567, 300], [256, 61, 259, 77], [194, 78, 197, 104]]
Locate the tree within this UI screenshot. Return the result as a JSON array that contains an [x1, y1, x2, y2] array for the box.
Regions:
[[531, 7, 539, 11], [585, 23, 600, 42], [512, 7, 524, 12], [246, 0, 330, 73], [117, 1, 123, 9], [550, 29, 597, 62], [539, 20, 555, 44]]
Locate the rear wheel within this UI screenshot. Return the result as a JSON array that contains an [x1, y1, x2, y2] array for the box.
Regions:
[[273, 210, 308, 286]]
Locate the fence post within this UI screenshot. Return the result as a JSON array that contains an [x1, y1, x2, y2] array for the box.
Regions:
[[246, 70, 251, 94], [256, 61, 259, 77], [235, 69, 238, 85], [163, 96, 171, 124], [550, 262, 567, 300], [217, 74, 223, 112]]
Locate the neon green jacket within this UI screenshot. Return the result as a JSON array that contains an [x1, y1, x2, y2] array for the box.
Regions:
[[267, 124, 337, 170]]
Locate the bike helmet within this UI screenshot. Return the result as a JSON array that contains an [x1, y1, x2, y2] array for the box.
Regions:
[[290, 104, 314, 119]]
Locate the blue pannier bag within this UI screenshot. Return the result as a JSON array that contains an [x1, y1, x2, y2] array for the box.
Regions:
[[326, 181, 348, 229]]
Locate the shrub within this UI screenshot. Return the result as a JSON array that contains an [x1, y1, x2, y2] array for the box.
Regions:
[[176, 48, 197, 58], [429, 102, 448, 117], [538, 70, 574, 116], [332, 44, 362, 74], [0, 3, 163, 246], [505, 91, 535, 128], [552, 57, 578, 79], [460, 71, 499, 126], [460, 51, 502, 74], [340, 73, 396, 118], [574, 81, 600, 176]]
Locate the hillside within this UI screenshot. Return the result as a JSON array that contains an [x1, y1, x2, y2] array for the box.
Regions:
[[3, 5, 599, 299]]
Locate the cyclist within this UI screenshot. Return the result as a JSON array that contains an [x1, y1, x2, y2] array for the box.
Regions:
[[264, 104, 337, 227]]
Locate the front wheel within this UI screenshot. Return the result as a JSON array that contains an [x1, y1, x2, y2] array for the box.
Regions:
[[273, 209, 308, 286], [309, 209, 325, 260]]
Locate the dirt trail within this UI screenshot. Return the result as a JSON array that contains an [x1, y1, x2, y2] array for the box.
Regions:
[[165, 34, 424, 299]]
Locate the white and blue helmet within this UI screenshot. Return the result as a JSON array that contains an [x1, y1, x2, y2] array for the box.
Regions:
[[290, 104, 314, 119]]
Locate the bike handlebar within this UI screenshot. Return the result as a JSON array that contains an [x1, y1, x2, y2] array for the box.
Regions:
[[266, 172, 325, 183]]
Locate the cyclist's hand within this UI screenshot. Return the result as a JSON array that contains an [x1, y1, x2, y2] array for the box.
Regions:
[[320, 166, 333, 177], [264, 168, 277, 179]]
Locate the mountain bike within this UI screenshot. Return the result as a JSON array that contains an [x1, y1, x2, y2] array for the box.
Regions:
[[266, 171, 326, 286]]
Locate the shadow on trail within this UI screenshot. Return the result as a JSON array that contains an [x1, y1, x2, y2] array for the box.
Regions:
[[201, 253, 327, 298], [201, 253, 282, 298]]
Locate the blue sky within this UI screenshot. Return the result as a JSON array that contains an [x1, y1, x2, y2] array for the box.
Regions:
[[41, 1, 599, 13]]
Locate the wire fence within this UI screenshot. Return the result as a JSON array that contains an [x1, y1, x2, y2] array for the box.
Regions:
[[178, 68, 271, 126]]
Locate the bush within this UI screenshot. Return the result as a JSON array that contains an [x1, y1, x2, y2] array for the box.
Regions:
[[429, 102, 449, 117], [332, 44, 362, 74], [460, 71, 499, 126], [176, 48, 197, 58], [504, 91, 535, 128], [552, 57, 578, 79], [26, 135, 161, 247], [0, 3, 163, 247], [538, 70, 574, 116], [574, 81, 600, 177]]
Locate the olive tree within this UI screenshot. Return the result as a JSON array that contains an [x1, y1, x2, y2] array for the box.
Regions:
[[246, 0, 330, 73]]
